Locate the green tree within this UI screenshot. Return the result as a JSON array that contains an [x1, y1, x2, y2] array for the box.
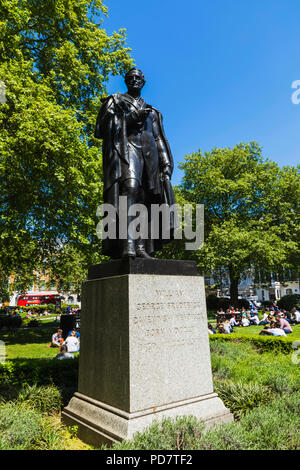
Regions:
[[179, 142, 299, 304], [0, 0, 134, 300]]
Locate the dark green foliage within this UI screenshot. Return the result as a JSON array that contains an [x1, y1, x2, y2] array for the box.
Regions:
[[0, 382, 20, 403], [26, 319, 40, 328], [0, 403, 43, 450], [217, 298, 232, 310], [0, 0, 134, 298], [206, 296, 250, 311], [264, 374, 298, 396], [261, 300, 274, 307], [206, 294, 219, 310], [214, 380, 270, 419], [110, 393, 300, 450], [199, 393, 300, 450], [61, 304, 80, 310], [17, 384, 62, 414], [108, 416, 205, 450], [22, 304, 56, 312], [209, 333, 296, 354], [0, 402, 65, 450], [179, 143, 299, 304], [0, 358, 78, 405], [278, 294, 300, 311], [236, 298, 250, 310], [0, 315, 22, 330]]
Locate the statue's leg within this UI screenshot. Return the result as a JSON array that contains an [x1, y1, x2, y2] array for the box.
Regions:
[[136, 187, 154, 259], [120, 178, 140, 258]]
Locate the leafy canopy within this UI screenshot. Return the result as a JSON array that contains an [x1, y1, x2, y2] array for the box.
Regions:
[[0, 0, 134, 297], [179, 142, 299, 300]]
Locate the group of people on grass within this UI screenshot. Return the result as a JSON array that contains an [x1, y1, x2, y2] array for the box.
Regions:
[[25, 309, 53, 318], [50, 328, 80, 359], [1, 307, 22, 317], [208, 305, 300, 337]]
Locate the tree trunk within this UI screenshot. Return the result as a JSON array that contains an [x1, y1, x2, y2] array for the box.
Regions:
[[229, 266, 240, 306]]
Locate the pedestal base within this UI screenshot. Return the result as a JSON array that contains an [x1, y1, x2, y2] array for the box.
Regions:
[[62, 391, 232, 447], [62, 260, 233, 447]]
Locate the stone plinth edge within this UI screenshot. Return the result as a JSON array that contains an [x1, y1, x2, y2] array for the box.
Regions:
[[62, 392, 233, 447]]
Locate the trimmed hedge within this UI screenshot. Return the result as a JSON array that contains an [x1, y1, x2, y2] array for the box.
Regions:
[[61, 304, 79, 310], [209, 333, 297, 354], [0, 357, 78, 388], [22, 304, 56, 312]]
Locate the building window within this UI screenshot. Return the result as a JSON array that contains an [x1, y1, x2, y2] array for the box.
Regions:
[[286, 289, 293, 295]]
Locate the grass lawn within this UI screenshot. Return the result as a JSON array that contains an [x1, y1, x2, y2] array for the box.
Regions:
[[210, 322, 300, 339], [1, 326, 61, 359]]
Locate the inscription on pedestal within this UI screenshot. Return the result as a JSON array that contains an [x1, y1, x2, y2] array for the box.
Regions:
[[129, 275, 213, 410]]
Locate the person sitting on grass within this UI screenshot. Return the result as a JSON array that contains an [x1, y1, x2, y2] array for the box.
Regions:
[[277, 313, 293, 334], [55, 344, 74, 360], [259, 325, 271, 336], [223, 319, 233, 334], [249, 311, 260, 326], [229, 313, 241, 328], [260, 321, 287, 337], [290, 307, 300, 324], [67, 329, 80, 339], [208, 323, 216, 334], [260, 310, 269, 325], [241, 313, 250, 327], [64, 331, 80, 352], [216, 322, 226, 334], [267, 313, 276, 324], [51, 329, 63, 347]]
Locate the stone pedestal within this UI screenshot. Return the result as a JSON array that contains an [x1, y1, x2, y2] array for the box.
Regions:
[[62, 259, 232, 446]]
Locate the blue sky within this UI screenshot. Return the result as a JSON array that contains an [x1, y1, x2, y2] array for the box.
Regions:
[[101, 0, 300, 185]]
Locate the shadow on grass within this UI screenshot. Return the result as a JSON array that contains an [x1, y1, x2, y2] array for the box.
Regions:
[[0, 327, 57, 346]]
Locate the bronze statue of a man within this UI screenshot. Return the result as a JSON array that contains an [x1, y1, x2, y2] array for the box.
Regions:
[[95, 68, 176, 259]]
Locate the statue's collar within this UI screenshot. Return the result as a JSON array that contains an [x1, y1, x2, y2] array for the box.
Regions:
[[122, 93, 146, 109]]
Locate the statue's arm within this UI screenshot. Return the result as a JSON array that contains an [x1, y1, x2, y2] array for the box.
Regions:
[[94, 96, 116, 139], [152, 111, 173, 176]]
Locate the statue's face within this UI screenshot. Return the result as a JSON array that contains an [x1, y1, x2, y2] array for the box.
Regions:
[[125, 71, 145, 92]]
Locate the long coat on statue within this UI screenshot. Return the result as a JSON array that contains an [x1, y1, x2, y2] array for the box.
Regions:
[[95, 92, 176, 258]]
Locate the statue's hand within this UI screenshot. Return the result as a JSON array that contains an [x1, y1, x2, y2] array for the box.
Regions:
[[136, 107, 152, 121], [162, 165, 172, 179]]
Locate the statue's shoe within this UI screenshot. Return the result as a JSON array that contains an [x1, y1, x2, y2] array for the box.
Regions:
[[122, 242, 136, 259], [136, 248, 154, 259]]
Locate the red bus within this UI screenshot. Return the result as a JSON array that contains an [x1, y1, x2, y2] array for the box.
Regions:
[[17, 294, 62, 307]]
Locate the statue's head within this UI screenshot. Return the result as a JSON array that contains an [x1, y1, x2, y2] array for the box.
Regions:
[[125, 68, 145, 92]]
